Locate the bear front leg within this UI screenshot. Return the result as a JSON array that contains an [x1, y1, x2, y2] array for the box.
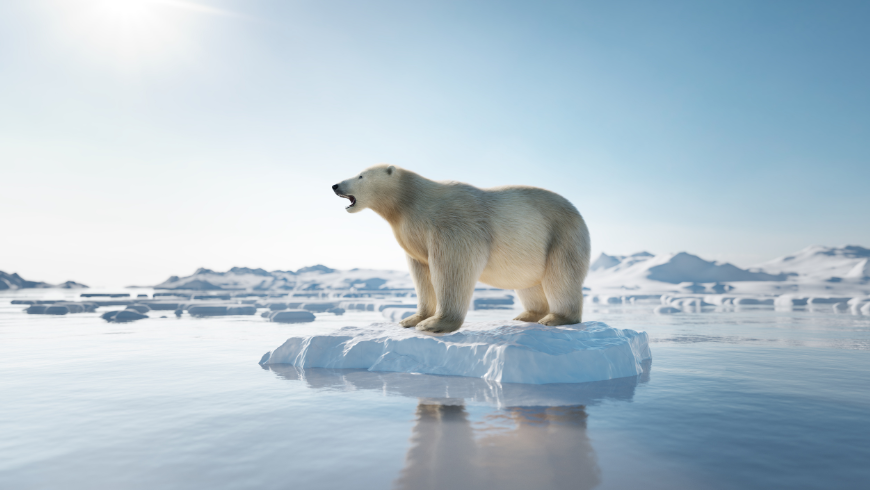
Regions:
[[415, 242, 484, 334], [399, 255, 436, 328]]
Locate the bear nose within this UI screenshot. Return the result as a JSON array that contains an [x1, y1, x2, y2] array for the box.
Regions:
[[332, 184, 339, 192]]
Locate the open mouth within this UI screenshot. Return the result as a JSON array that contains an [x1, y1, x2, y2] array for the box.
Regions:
[[339, 194, 357, 209]]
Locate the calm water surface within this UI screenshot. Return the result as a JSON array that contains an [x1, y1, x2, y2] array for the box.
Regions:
[[1, 292, 868, 489]]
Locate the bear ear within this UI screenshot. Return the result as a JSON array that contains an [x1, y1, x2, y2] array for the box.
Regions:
[[386, 165, 395, 176]]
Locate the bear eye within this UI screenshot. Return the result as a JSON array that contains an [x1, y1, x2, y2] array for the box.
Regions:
[[359, 175, 363, 179]]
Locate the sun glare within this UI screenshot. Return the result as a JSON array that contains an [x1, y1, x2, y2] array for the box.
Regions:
[[95, 0, 153, 23], [56, 0, 239, 68], [61, 0, 175, 64]]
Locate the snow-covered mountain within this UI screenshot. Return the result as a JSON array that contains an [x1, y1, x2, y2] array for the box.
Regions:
[[752, 245, 870, 281], [150, 245, 869, 296], [0, 271, 88, 290], [154, 266, 414, 291], [587, 251, 786, 290], [590, 252, 653, 271], [587, 245, 869, 295]]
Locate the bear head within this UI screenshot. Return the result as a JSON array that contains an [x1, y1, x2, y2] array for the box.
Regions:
[[332, 164, 400, 214]]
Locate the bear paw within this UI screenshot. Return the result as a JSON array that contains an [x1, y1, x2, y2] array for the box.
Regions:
[[399, 313, 430, 328], [513, 311, 547, 323], [415, 316, 463, 334], [538, 314, 579, 326]]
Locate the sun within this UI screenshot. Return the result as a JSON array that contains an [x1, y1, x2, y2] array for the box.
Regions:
[[94, 0, 154, 23], [59, 0, 182, 66]]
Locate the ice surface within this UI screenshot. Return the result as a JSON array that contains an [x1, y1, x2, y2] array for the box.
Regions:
[[259, 321, 651, 384]]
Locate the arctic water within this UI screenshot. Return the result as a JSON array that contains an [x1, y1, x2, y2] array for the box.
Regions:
[[1, 294, 868, 490]]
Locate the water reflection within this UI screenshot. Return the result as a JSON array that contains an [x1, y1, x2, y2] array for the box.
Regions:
[[266, 360, 650, 409], [394, 403, 599, 490], [266, 363, 650, 490]]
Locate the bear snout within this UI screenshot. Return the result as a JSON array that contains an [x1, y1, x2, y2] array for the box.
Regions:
[[332, 184, 341, 194]]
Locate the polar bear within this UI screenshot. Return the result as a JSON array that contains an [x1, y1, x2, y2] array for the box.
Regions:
[[332, 165, 590, 333]]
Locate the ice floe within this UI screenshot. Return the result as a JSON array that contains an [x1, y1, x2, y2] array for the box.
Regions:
[[259, 321, 651, 385], [269, 310, 316, 323]]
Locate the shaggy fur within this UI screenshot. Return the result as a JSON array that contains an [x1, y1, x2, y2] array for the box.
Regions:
[[333, 165, 591, 333]]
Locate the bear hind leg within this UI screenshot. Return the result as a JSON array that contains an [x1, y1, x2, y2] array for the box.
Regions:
[[513, 285, 549, 323], [539, 276, 584, 326], [538, 240, 587, 327]]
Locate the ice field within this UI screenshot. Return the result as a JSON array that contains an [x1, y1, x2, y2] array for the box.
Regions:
[[2, 289, 869, 490]]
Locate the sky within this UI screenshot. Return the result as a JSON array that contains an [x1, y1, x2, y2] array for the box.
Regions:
[[1, 0, 868, 288]]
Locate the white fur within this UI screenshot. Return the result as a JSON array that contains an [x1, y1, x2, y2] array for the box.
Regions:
[[333, 165, 591, 333]]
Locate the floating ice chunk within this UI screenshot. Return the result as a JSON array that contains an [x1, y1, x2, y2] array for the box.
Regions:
[[861, 303, 870, 315], [733, 297, 774, 306], [302, 302, 340, 313], [383, 307, 414, 322], [807, 297, 851, 305], [44, 305, 70, 315], [270, 310, 316, 323], [473, 295, 514, 310], [377, 302, 406, 312], [832, 302, 848, 312], [259, 321, 651, 385], [598, 296, 622, 305], [775, 295, 808, 307], [227, 306, 257, 315], [189, 305, 228, 317], [102, 310, 148, 323]]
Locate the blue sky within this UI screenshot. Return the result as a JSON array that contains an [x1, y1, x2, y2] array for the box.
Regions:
[[1, 0, 868, 287]]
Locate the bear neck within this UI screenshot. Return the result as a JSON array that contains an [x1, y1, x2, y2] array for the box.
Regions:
[[370, 170, 431, 227]]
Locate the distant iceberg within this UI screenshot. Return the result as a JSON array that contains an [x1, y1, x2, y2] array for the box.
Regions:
[[259, 321, 651, 385]]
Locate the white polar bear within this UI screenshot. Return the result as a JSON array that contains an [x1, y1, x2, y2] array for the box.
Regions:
[[333, 165, 591, 333]]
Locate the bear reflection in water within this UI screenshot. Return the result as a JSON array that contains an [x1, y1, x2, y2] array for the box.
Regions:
[[265, 365, 650, 490], [396, 402, 598, 490]]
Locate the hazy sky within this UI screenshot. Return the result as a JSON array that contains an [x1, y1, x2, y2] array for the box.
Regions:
[[1, 0, 868, 287]]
